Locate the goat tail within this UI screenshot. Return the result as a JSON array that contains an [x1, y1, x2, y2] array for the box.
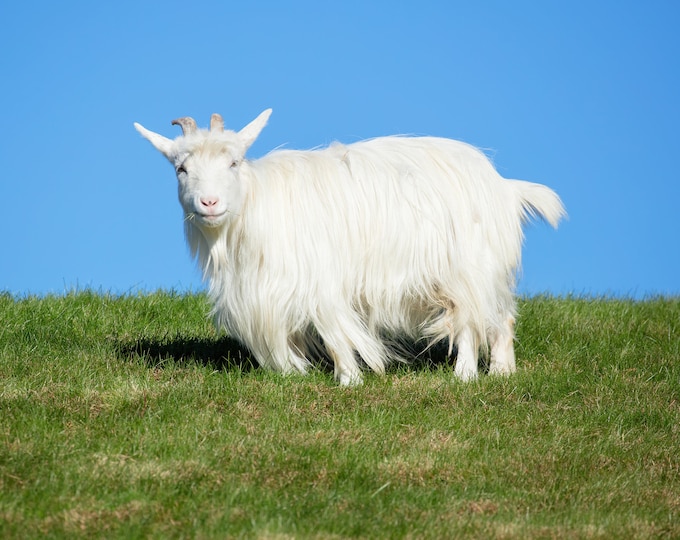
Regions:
[[512, 179, 567, 229]]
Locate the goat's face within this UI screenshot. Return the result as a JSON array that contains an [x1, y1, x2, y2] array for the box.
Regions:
[[134, 109, 272, 231], [173, 134, 246, 229]]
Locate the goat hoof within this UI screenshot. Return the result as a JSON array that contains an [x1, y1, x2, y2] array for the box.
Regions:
[[338, 372, 363, 387]]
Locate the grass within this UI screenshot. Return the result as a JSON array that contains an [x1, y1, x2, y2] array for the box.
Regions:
[[0, 291, 678, 538]]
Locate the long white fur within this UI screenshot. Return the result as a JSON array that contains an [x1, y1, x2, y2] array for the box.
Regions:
[[134, 109, 565, 385]]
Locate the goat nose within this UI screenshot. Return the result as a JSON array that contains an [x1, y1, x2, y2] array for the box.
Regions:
[[200, 197, 219, 208]]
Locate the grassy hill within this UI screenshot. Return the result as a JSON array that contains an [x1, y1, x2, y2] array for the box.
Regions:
[[1, 292, 678, 538]]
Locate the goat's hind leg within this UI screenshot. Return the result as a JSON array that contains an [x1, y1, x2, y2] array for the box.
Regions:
[[454, 325, 479, 381], [489, 315, 516, 376], [437, 306, 478, 381]]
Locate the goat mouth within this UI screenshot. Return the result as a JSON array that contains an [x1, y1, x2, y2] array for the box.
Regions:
[[187, 211, 228, 227], [205, 211, 230, 223]]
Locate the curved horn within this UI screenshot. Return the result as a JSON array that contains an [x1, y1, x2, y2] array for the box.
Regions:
[[171, 117, 197, 135], [210, 113, 224, 132]]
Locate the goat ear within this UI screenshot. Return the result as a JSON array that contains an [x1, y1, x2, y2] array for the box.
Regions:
[[134, 122, 175, 159], [238, 109, 272, 150]]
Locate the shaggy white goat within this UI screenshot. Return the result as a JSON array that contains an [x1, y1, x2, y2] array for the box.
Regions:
[[134, 109, 565, 385]]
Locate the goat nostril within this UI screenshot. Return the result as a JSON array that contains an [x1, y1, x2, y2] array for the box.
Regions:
[[200, 197, 218, 208]]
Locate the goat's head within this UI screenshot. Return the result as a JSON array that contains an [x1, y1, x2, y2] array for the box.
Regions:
[[134, 109, 271, 230]]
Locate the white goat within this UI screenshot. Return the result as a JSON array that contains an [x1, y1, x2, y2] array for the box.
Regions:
[[134, 109, 565, 385]]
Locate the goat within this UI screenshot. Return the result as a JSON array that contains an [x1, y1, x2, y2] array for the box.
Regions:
[[134, 109, 565, 385]]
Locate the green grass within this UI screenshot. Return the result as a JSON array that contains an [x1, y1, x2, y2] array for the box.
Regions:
[[1, 291, 678, 538]]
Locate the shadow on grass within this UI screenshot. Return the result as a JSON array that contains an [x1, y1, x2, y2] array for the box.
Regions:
[[115, 334, 258, 373], [388, 340, 460, 374], [115, 334, 477, 377]]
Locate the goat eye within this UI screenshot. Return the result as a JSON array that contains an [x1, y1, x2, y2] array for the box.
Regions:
[[230, 160, 239, 169]]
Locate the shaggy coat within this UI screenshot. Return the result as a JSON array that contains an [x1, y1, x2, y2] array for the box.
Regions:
[[134, 110, 565, 385]]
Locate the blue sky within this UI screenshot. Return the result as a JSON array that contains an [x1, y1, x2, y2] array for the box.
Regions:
[[1, 1, 678, 298]]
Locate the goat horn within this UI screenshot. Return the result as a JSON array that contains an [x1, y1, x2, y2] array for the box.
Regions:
[[171, 117, 197, 135], [210, 113, 224, 132]]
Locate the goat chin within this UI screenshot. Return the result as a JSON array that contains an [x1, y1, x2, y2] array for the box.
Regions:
[[135, 109, 565, 385]]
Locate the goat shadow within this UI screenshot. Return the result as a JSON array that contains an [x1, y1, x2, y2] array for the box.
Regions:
[[115, 332, 482, 377], [116, 333, 258, 373]]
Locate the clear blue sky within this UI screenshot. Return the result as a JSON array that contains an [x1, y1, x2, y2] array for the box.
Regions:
[[1, 1, 678, 298]]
